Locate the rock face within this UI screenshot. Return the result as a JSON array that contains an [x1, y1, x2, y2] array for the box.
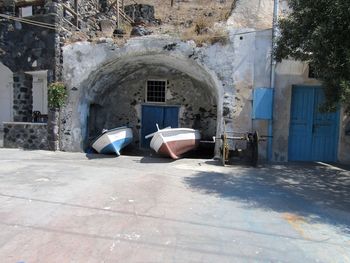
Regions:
[[130, 26, 152, 36], [0, 14, 59, 77], [227, 0, 289, 29], [124, 4, 158, 25]]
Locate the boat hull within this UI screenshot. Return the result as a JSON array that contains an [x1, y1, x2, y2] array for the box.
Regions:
[[150, 128, 201, 159], [92, 127, 133, 155]]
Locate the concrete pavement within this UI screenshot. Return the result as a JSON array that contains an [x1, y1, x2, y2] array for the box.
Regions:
[[0, 149, 349, 262]]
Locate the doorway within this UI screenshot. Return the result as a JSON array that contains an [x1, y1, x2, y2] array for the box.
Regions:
[[0, 63, 13, 128], [141, 105, 179, 148], [288, 85, 339, 162]]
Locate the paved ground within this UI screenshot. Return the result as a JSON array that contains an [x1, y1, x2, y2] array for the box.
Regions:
[[0, 149, 349, 263]]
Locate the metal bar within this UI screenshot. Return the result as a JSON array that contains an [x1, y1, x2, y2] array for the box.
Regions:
[[229, 137, 267, 141], [117, 0, 120, 27], [62, 17, 80, 31], [62, 3, 78, 17], [74, 0, 78, 27], [267, 0, 279, 161]]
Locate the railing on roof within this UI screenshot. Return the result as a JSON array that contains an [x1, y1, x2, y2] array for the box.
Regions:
[[108, 0, 136, 26], [62, 0, 79, 28]]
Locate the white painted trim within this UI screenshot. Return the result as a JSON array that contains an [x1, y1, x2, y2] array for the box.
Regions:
[[28, 70, 48, 115], [0, 66, 13, 128]]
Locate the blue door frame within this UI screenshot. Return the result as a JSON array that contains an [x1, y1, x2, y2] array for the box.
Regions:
[[141, 105, 179, 148], [288, 86, 340, 162]]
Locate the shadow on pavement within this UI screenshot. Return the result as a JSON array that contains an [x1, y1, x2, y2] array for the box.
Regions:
[[139, 156, 175, 164], [85, 153, 117, 159], [184, 162, 350, 231]]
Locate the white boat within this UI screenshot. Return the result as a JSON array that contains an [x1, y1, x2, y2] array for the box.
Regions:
[[146, 125, 201, 159], [91, 127, 133, 155]]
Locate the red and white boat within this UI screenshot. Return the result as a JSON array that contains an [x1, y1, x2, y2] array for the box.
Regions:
[[145, 125, 201, 159]]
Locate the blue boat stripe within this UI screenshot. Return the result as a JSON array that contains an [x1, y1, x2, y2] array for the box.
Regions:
[[100, 137, 132, 155]]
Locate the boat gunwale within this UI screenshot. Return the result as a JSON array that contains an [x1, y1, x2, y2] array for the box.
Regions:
[[91, 126, 131, 146]]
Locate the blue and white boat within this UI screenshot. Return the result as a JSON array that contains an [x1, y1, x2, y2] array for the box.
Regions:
[[91, 127, 133, 155]]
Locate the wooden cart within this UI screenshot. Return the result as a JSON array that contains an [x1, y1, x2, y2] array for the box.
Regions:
[[220, 131, 260, 166], [218, 123, 264, 167]]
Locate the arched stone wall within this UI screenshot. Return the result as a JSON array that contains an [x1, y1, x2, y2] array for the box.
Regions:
[[86, 65, 218, 149], [61, 38, 227, 154]]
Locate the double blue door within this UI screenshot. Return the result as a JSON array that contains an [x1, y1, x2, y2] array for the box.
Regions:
[[288, 86, 339, 162], [141, 105, 179, 148]]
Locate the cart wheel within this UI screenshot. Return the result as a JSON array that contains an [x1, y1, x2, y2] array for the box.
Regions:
[[251, 131, 259, 167]]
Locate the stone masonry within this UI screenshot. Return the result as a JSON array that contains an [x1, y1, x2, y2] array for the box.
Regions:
[[12, 72, 33, 122], [3, 122, 48, 150]]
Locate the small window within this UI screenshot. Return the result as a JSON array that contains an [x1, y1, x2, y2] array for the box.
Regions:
[[146, 80, 166, 103]]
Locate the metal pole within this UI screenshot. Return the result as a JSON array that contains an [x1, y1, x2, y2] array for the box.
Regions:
[[267, 0, 279, 161], [74, 0, 78, 28], [117, 0, 120, 28]]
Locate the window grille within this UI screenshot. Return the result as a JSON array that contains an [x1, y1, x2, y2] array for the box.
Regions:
[[146, 80, 166, 103]]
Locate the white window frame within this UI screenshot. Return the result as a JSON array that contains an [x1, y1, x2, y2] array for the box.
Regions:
[[26, 70, 48, 115], [145, 79, 167, 104]]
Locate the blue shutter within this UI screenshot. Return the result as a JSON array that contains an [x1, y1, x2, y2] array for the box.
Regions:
[[252, 88, 274, 120]]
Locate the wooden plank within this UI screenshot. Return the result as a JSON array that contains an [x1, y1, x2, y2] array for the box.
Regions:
[[109, 0, 134, 24], [62, 3, 78, 17], [109, 0, 118, 10], [119, 9, 133, 23]]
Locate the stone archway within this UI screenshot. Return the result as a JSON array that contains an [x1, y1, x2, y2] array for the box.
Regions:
[[61, 39, 225, 155]]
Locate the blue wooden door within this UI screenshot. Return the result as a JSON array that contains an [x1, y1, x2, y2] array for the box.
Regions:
[[288, 87, 314, 161], [289, 86, 339, 162], [311, 88, 339, 161], [141, 105, 179, 148]]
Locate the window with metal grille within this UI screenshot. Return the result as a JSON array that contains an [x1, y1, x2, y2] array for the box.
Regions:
[[146, 80, 166, 103]]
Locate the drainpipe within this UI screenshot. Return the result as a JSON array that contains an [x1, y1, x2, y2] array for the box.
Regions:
[[268, 0, 279, 161]]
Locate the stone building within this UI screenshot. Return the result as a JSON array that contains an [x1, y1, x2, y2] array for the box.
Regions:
[[0, 0, 349, 164]]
